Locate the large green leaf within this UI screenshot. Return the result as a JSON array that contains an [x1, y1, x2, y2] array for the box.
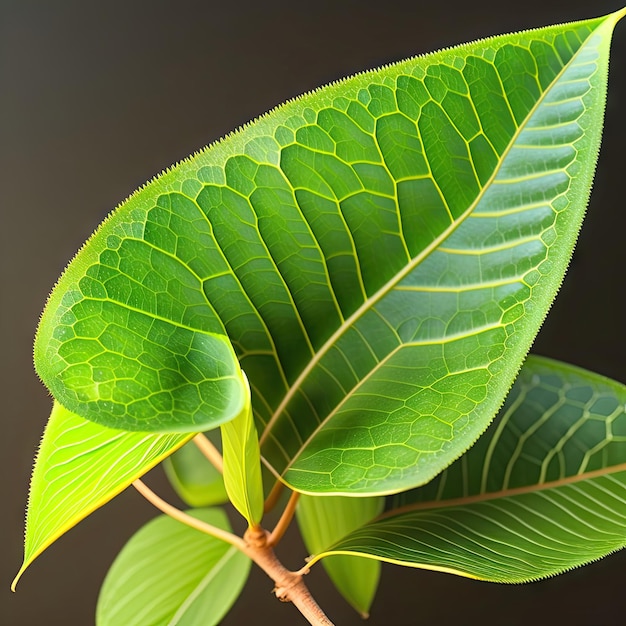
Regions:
[[12, 402, 191, 589], [297, 494, 383, 616], [307, 357, 626, 582], [96, 508, 251, 626], [34, 10, 625, 494], [220, 374, 264, 525]]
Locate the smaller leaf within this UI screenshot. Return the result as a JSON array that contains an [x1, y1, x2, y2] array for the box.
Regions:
[[220, 372, 264, 526], [164, 436, 228, 507], [12, 402, 192, 589], [297, 494, 383, 616], [96, 508, 251, 626]]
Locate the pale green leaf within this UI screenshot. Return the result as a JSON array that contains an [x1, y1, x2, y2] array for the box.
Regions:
[[12, 402, 191, 589], [96, 508, 251, 626], [220, 373, 264, 525], [308, 356, 626, 582], [163, 436, 228, 507], [297, 494, 383, 616], [33, 9, 625, 494]]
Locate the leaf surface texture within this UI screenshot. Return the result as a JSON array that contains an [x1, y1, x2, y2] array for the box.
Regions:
[[96, 508, 250, 626], [12, 402, 191, 588], [297, 494, 383, 615], [34, 12, 623, 495], [308, 357, 626, 582]]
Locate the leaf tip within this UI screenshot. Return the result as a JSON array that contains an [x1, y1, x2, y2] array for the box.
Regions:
[[612, 6, 626, 24], [11, 562, 27, 592]]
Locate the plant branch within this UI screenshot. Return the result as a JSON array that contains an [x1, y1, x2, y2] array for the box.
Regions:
[[264, 479, 285, 513], [192, 433, 223, 473], [133, 479, 333, 625], [132, 479, 245, 550], [268, 490, 300, 547], [243, 528, 335, 626]]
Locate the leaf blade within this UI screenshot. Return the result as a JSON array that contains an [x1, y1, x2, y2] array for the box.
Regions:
[[33, 11, 624, 494], [297, 494, 383, 616], [163, 436, 228, 508], [307, 357, 626, 582], [12, 402, 191, 589], [96, 508, 250, 626], [220, 373, 264, 525]]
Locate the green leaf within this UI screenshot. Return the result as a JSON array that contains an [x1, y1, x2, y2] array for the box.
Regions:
[[34, 10, 625, 493], [12, 402, 191, 589], [308, 356, 626, 582], [297, 494, 383, 616], [220, 373, 264, 525], [96, 508, 251, 626], [34, 240, 247, 433], [163, 436, 228, 507]]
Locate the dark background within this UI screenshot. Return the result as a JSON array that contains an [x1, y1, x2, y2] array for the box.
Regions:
[[2, 1, 625, 624]]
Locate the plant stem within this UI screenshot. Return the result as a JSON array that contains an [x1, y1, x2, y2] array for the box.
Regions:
[[243, 528, 335, 626], [264, 479, 284, 513], [192, 433, 224, 473], [133, 479, 333, 625], [268, 490, 300, 547], [132, 479, 245, 550]]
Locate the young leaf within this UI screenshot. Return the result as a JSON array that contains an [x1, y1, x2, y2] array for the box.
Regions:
[[12, 402, 191, 589], [220, 373, 264, 526], [307, 357, 626, 582], [163, 436, 228, 507], [96, 508, 251, 626], [297, 494, 383, 617], [34, 9, 625, 495]]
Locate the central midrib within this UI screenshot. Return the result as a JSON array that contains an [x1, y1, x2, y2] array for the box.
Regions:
[[258, 29, 597, 449]]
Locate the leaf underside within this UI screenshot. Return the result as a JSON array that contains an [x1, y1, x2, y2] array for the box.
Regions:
[[163, 436, 228, 508], [12, 402, 191, 589], [309, 357, 626, 583], [96, 508, 251, 626], [297, 494, 384, 615], [220, 374, 264, 525]]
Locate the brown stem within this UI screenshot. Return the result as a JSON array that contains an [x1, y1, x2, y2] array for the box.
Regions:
[[134, 479, 333, 625], [132, 479, 245, 550], [243, 528, 335, 626], [192, 433, 223, 473], [268, 490, 300, 547], [264, 479, 285, 513]]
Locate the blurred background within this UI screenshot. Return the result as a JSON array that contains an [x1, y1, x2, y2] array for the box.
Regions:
[[2, 1, 625, 624]]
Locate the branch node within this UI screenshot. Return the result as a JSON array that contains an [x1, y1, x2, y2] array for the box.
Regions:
[[244, 524, 269, 548]]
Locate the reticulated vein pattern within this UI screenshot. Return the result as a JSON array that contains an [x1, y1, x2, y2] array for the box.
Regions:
[[35, 17, 615, 494]]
